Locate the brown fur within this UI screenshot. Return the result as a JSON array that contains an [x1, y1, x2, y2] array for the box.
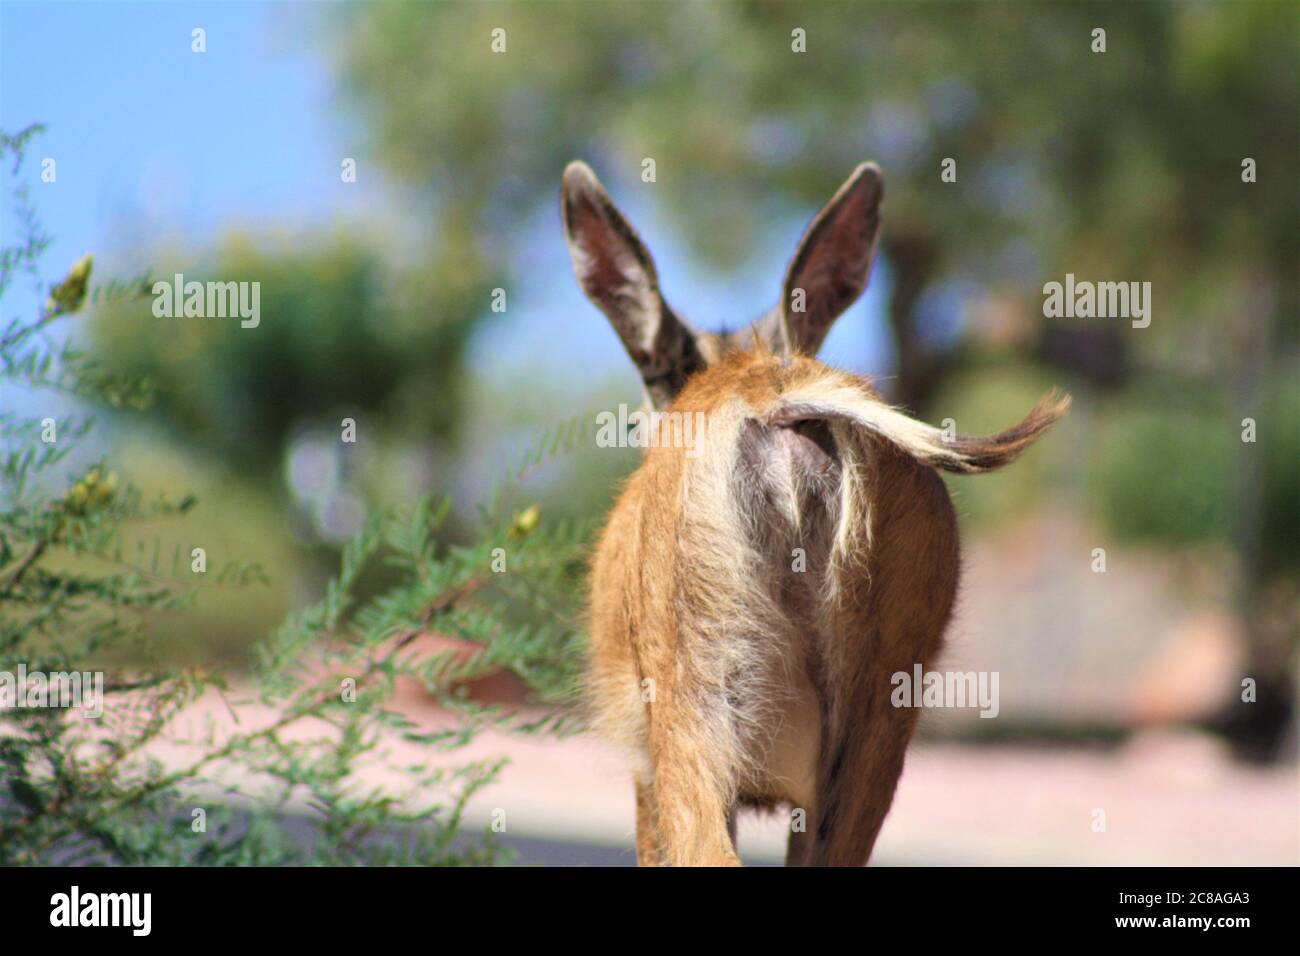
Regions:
[[564, 161, 1068, 866]]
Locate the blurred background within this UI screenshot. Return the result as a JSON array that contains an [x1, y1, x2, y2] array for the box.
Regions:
[[1, 0, 1296, 864]]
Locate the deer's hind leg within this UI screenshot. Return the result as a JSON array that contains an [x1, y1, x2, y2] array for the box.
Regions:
[[644, 697, 743, 867], [805, 660, 923, 866], [807, 576, 952, 865]]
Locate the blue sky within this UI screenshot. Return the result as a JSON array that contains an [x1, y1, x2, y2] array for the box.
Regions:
[[1, 1, 892, 397], [1, 3, 370, 316]]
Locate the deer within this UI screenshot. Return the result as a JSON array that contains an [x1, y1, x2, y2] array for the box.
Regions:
[[561, 159, 1069, 866]]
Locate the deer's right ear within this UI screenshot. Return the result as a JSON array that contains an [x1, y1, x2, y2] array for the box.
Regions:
[[779, 162, 884, 357], [561, 161, 703, 409]]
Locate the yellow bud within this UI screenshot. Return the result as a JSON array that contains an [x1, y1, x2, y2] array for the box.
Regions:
[[47, 254, 94, 315], [69, 254, 93, 282], [510, 504, 541, 538], [63, 467, 117, 514]]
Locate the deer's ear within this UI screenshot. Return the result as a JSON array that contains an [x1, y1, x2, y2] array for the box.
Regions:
[[779, 162, 884, 356], [561, 161, 703, 409]]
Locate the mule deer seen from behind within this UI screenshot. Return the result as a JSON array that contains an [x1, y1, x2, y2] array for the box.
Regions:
[[563, 159, 1069, 866]]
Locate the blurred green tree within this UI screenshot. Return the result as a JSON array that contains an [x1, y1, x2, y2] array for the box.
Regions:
[[92, 234, 479, 479]]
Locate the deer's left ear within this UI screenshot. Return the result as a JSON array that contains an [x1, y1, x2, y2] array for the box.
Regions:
[[561, 160, 704, 409], [778, 162, 884, 356]]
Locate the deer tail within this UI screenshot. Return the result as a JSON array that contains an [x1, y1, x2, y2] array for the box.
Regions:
[[771, 384, 1071, 475]]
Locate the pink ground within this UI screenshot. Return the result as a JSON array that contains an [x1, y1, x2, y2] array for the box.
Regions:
[[140, 684, 1297, 866]]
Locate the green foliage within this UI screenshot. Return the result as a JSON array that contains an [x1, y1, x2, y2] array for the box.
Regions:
[[90, 235, 478, 477], [1, 128, 587, 865], [1089, 374, 1300, 569], [1089, 398, 1233, 546]]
